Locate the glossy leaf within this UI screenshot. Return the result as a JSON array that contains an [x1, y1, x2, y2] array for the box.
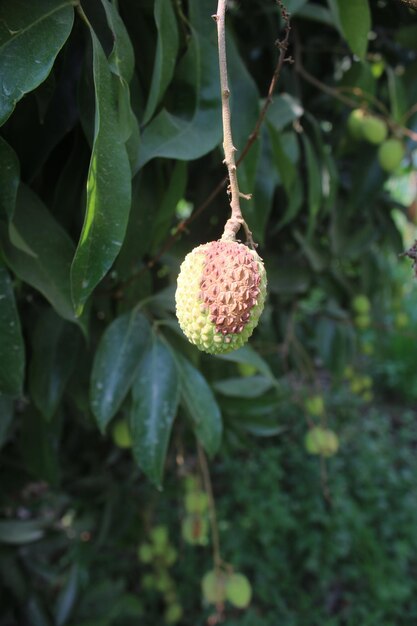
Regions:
[[266, 94, 304, 131], [213, 376, 275, 399], [177, 354, 222, 456], [0, 262, 25, 395], [137, 30, 222, 169], [0, 137, 19, 220], [20, 406, 61, 485], [142, 0, 179, 125], [1, 185, 80, 325], [329, 0, 371, 60], [0, 0, 74, 126], [90, 310, 151, 433], [29, 310, 80, 420], [71, 31, 131, 315], [216, 345, 275, 381], [131, 337, 180, 487], [150, 161, 187, 253], [0, 520, 45, 545], [54, 564, 79, 626]]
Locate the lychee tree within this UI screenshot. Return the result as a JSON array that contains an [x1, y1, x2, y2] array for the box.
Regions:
[[0, 0, 417, 623]]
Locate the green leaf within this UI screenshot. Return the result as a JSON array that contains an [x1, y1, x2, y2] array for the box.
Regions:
[[266, 94, 304, 131], [20, 406, 61, 485], [251, 129, 279, 244], [1, 185, 81, 325], [131, 336, 180, 487], [387, 66, 408, 123], [0, 137, 19, 220], [136, 30, 222, 169], [150, 161, 187, 253], [100, 0, 139, 149], [71, 30, 131, 315], [301, 134, 322, 234], [90, 310, 151, 433], [215, 345, 275, 381], [176, 354, 222, 456], [29, 310, 80, 420], [54, 565, 79, 626], [328, 0, 371, 59], [0, 261, 25, 395], [0, 0, 74, 126], [213, 376, 275, 399], [142, 0, 179, 125], [0, 520, 45, 545], [0, 394, 14, 448], [100, 0, 134, 83]]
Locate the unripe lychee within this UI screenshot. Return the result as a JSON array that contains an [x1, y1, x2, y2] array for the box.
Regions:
[[225, 573, 252, 609], [352, 294, 370, 315], [361, 115, 387, 144], [378, 138, 405, 172], [202, 570, 227, 604], [176, 240, 267, 354], [347, 108, 365, 140], [305, 426, 339, 457], [112, 418, 133, 448], [181, 514, 209, 546]]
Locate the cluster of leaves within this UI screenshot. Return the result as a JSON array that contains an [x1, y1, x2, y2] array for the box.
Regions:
[[1, 0, 417, 623]]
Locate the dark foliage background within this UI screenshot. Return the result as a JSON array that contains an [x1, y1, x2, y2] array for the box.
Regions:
[[1, 0, 417, 624]]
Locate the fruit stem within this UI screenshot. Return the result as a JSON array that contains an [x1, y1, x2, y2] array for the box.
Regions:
[[214, 1, 255, 247], [197, 441, 222, 570]]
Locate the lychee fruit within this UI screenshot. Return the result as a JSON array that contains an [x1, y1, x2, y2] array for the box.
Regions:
[[175, 240, 267, 355], [361, 115, 387, 145], [225, 572, 252, 609], [378, 138, 405, 172]]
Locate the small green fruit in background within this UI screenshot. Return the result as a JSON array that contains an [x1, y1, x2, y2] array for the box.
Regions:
[[347, 108, 365, 140], [225, 573, 252, 609], [202, 570, 227, 604], [185, 491, 209, 514], [305, 427, 339, 457], [164, 546, 178, 566], [354, 314, 371, 330], [395, 312, 410, 329], [164, 603, 183, 624], [142, 574, 157, 590], [362, 391, 374, 403], [150, 525, 169, 553], [138, 543, 153, 563], [111, 418, 132, 448], [182, 514, 209, 545], [361, 341, 374, 356], [237, 362, 258, 377], [378, 138, 405, 172], [304, 395, 325, 417], [352, 294, 370, 315], [361, 115, 388, 144], [175, 240, 267, 354]]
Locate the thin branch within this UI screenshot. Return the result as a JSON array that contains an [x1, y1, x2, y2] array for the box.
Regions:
[[197, 442, 222, 569], [214, 0, 253, 245]]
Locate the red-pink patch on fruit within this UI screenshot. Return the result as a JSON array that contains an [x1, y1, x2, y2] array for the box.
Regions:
[[199, 241, 261, 335]]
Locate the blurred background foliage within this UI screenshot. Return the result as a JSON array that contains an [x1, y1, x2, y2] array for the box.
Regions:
[[1, 0, 417, 624]]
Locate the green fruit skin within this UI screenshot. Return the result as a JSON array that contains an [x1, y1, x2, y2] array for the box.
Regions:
[[138, 543, 153, 563], [164, 603, 183, 624], [361, 116, 388, 145], [225, 573, 252, 609], [112, 419, 133, 448], [202, 570, 227, 604], [352, 294, 370, 315], [347, 109, 365, 140], [305, 427, 339, 457], [378, 139, 405, 172], [304, 395, 325, 417], [182, 515, 209, 546], [175, 243, 267, 355], [185, 491, 209, 514], [355, 314, 371, 330]]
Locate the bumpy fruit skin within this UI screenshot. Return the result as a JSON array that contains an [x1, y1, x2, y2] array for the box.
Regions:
[[225, 573, 252, 609], [378, 138, 405, 172], [176, 240, 267, 355], [361, 115, 387, 144]]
